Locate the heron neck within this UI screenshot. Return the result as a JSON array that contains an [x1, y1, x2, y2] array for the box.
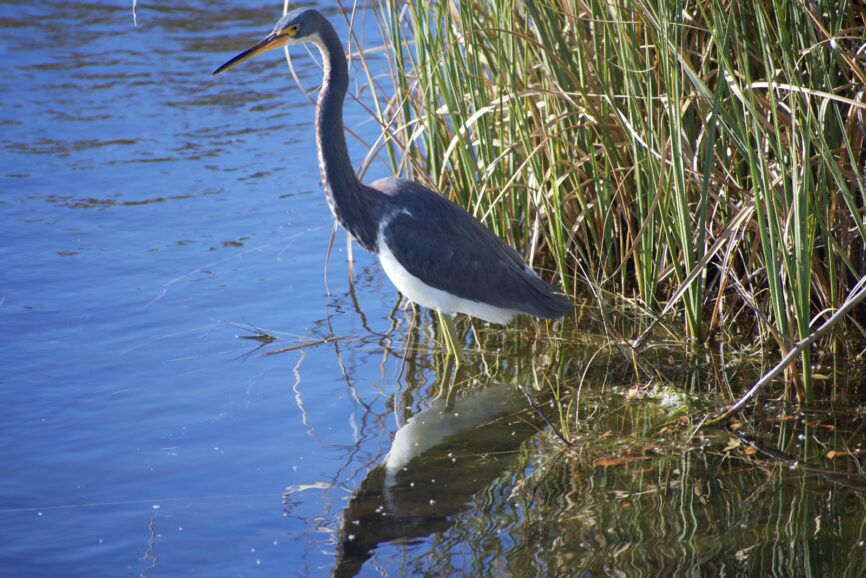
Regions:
[[313, 24, 377, 251]]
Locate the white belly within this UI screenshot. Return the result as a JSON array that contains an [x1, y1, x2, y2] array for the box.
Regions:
[[376, 234, 517, 325]]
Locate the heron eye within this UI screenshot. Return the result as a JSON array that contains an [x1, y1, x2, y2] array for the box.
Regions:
[[289, 24, 300, 34]]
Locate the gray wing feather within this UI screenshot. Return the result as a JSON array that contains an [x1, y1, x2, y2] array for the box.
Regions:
[[369, 178, 571, 319]]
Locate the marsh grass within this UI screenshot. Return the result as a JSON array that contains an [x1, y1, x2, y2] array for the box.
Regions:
[[343, 0, 866, 403]]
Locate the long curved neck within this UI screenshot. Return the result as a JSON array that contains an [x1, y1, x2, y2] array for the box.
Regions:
[[312, 23, 378, 251]]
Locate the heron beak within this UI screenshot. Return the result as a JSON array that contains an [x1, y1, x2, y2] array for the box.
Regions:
[[212, 31, 287, 76]]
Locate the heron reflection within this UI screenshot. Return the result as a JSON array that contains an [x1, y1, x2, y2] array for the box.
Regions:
[[331, 382, 547, 577]]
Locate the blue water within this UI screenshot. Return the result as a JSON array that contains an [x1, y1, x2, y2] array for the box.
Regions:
[[0, 2, 409, 575]]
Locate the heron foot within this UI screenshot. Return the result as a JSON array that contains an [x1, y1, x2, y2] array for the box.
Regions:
[[436, 310, 466, 366]]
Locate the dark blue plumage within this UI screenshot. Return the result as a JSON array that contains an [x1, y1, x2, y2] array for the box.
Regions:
[[369, 177, 571, 322]]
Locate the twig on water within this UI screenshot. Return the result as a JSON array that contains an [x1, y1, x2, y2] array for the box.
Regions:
[[702, 274, 866, 427], [517, 384, 573, 448], [261, 335, 349, 357]]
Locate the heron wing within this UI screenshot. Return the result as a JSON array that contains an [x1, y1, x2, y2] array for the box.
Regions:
[[369, 178, 570, 318]]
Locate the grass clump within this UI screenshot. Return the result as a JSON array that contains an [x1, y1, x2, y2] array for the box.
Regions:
[[353, 0, 866, 402]]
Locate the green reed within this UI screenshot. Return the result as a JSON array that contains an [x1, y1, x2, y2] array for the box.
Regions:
[[353, 0, 866, 403]]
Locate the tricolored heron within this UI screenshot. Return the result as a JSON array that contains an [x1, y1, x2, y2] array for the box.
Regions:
[[213, 9, 571, 359]]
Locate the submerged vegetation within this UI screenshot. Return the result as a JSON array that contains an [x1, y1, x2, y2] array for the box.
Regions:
[[344, 0, 866, 403], [272, 308, 866, 576]]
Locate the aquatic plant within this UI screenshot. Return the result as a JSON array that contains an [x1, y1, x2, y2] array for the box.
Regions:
[[346, 0, 866, 403]]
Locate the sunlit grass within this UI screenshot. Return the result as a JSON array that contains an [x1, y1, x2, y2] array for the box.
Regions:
[[348, 0, 866, 403]]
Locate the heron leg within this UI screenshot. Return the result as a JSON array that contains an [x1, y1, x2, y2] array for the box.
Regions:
[[437, 310, 466, 365]]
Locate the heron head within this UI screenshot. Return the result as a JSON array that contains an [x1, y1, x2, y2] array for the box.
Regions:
[[212, 9, 324, 76]]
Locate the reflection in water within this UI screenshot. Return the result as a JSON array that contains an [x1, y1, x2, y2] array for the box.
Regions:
[[332, 382, 542, 578], [288, 306, 866, 577], [256, 287, 866, 577]]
